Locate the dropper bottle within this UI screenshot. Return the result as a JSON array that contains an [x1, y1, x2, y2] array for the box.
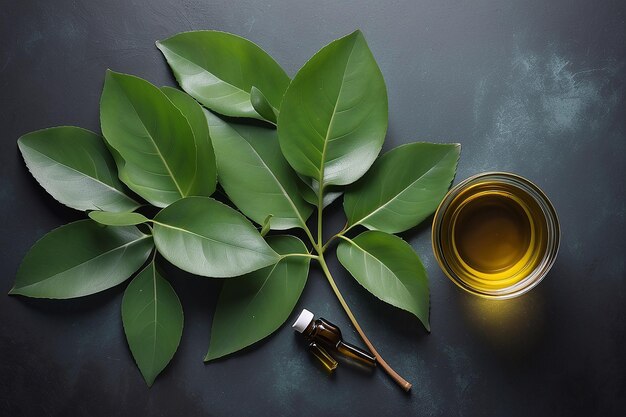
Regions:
[[293, 309, 376, 369]]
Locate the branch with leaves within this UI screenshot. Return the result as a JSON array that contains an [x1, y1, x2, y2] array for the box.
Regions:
[[10, 30, 460, 390]]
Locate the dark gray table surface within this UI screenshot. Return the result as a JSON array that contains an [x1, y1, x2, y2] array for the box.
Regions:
[[1, 1, 624, 416]]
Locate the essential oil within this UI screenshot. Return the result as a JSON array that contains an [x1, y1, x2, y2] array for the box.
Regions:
[[432, 173, 560, 298]]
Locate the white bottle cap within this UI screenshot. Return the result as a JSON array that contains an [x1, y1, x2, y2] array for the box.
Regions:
[[292, 309, 314, 333]]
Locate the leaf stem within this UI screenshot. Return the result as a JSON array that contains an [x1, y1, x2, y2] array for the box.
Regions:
[[312, 184, 411, 391], [321, 222, 348, 252], [280, 253, 319, 261], [343, 223, 356, 235], [302, 223, 317, 249], [317, 186, 325, 248], [316, 252, 412, 392]]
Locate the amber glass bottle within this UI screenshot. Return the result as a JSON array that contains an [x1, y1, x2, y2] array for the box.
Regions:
[[293, 309, 376, 369]]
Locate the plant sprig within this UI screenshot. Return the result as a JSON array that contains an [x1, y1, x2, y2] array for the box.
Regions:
[[11, 29, 460, 391]]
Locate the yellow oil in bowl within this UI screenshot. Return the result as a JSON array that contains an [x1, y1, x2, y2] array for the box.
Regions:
[[432, 172, 559, 299]]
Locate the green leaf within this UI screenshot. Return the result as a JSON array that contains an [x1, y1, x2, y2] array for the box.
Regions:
[[160, 87, 217, 196], [250, 86, 278, 124], [260, 215, 273, 237], [344, 143, 460, 234], [10, 220, 153, 299], [88, 211, 149, 226], [336, 231, 430, 330], [100, 70, 198, 207], [278, 30, 387, 187], [297, 176, 343, 209], [205, 235, 310, 361], [156, 31, 289, 121], [152, 197, 279, 277], [122, 261, 183, 387], [17, 126, 139, 212], [206, 111, 312, 230]]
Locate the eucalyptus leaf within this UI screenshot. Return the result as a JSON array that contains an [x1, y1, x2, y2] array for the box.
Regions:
[[122, 261, 183, 387], [161, 87, 217, 197], [17, 126, 139, 212], [344, 143, 460, 233], [297, 176, 343, 209], [10, 220, 153, 299], [205, 235, 310, 361], [260, 215, 273, 237], [88, 211, 149, 226], [250, 86, 278, 124], [156, 31, 289, 121], [336, 231, 430, 330], [100, 70, 199, 207], [206, 111, 312, 230], [152, 197, 279, 277], [278, 30, 387, 187]]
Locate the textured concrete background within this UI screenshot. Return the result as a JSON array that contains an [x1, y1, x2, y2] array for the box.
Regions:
[[1, 0, 624, 416]]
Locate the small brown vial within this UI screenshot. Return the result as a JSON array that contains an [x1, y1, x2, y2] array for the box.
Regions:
[[293, 309, 376, 370]]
